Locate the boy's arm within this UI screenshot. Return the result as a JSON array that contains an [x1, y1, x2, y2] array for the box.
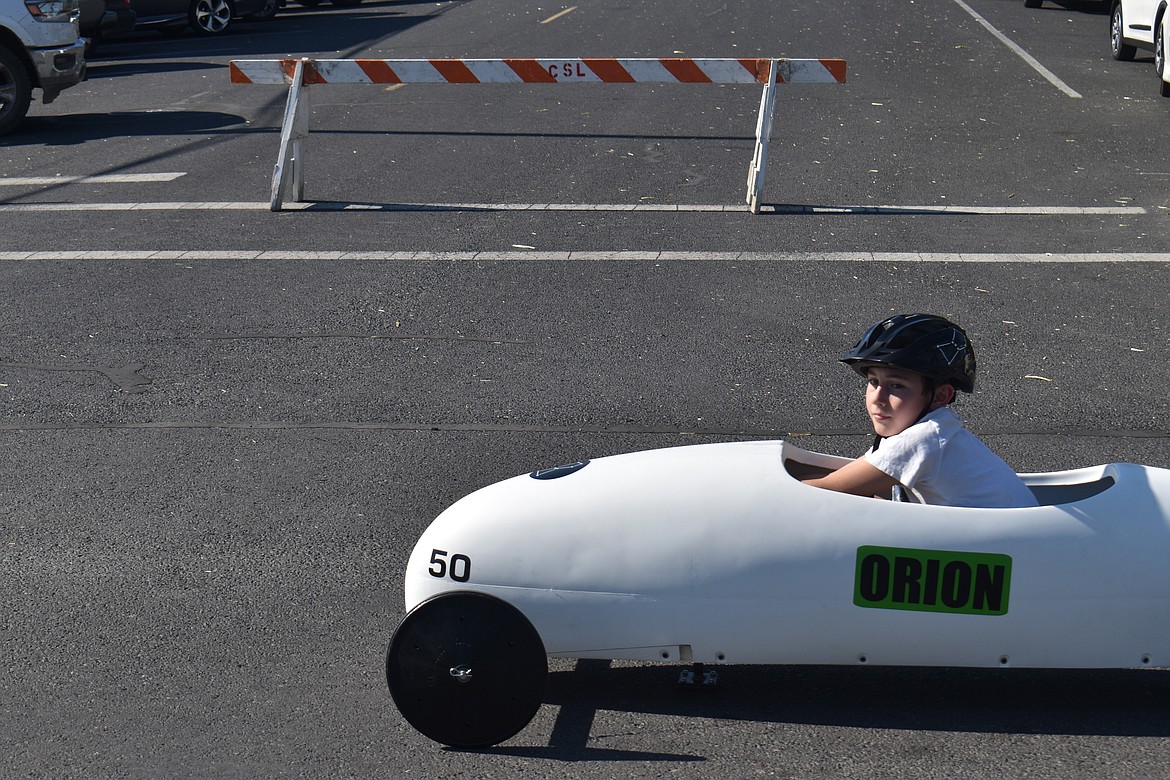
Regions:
[[802, 457, 899, 499]]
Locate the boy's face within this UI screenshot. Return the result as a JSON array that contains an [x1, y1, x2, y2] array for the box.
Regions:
[[864, 366, 932, 437]]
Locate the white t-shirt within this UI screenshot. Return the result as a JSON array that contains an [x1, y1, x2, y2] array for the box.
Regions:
[[864, 407, 1038, 508]]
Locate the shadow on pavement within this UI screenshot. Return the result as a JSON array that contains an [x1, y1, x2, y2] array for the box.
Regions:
[[534, 660, 1170, 746], [3, 111, 248, 146]]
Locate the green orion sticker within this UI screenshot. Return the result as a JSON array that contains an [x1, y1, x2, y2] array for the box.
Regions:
[[854, 546, 1012, 616]]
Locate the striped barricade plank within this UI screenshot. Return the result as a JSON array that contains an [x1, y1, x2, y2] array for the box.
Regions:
[[230, 57, 845, 86], [229, 57, 846, 212]]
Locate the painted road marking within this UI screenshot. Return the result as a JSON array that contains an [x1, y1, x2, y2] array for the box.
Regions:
[[0, 173, 186, 186], [951, 0, 1082, 98], [540, 6, 577, 24], [1, 251, 1167, 263], [0, 201, 1147, 215]]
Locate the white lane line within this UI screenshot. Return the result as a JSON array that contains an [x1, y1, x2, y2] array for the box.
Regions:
[[767, 205, 1144, 215], [950, 0, 1082, 98], [1, 251, 1167, 263], [0, 201, 1147, 215], [0, 173, 187, 186]]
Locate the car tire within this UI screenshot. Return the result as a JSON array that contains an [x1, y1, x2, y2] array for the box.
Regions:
[[189, 0, 235, 34], [1111, 2, 1137, 61], [293, 0, 321, 6], [386, 592, 547, 748], [1157, 18, 1170, 97], [0, 44, 32, 136], [332, 0, 362, 6], [245, 0, 279, 20], [1024, 0, 1042, 8]]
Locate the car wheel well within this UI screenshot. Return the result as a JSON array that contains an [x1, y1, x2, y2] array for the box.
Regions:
[[0, 30, 35, 87]]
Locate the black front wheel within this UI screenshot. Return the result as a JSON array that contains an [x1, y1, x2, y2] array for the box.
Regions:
[[386, 592, 547, 748], [0, 45, 32, 136]]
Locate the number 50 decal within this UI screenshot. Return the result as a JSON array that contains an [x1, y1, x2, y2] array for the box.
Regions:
[[428, 549, 472, 582]]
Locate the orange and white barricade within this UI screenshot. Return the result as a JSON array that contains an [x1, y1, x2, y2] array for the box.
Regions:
[[230, 57, 846, 212]]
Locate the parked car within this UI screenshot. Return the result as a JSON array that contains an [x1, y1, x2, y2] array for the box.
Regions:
[[77, 0, 135, 54], [1110, 0, 1170, 96], [0, 0, 86, 134], [131, 0, 272, 35]]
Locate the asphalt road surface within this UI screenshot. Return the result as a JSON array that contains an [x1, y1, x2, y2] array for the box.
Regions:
[[3, 0, 1169, 777]]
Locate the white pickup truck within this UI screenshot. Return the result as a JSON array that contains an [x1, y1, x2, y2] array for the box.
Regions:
[[0, 0, 86, 134]]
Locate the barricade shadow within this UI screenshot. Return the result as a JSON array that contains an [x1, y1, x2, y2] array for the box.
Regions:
[[295, 202, 501, 212], [532, 660, 1170, 742], [307, 129, 756, 141], [765, 203, 1006, 216]]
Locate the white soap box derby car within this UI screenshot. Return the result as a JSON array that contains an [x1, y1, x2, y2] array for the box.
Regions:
[[385, 439, 1170, 747]]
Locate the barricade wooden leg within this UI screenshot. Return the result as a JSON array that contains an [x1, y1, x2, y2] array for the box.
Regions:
[[271, 59, 311, 212], [745, 59, 778, 214]]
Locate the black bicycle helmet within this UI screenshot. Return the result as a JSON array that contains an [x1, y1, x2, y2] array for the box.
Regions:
[[840, 314, 976, 393]]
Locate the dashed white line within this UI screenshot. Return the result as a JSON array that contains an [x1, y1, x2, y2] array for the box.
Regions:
[[0, 173, 187, 186], [951, 0, 1082, 98]]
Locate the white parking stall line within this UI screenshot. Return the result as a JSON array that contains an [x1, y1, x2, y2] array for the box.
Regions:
[[0, 201, 1148, 215], [951, 0, 1082, 98], [1, 251, 1167, 263], [0, 173, 187, 186]]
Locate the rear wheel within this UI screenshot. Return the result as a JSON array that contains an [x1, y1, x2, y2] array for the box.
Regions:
[[1157, 19, 1170, 97], [1111, 3, 1137, 61], [0, 45, 32, 136], [189, 0, 234, 34], [1024, 0, 1042, 8], [386, 592, 547, 748]]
